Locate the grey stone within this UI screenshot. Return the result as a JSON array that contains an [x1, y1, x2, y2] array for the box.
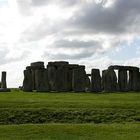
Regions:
[[72, 66, 86, 92], [48, 61, 69, 67], [23, 69, 32, 92], [128, 69, 140, 91], [118, 69, 128, 92], [128, 70, 133, 91], [1, 71, 7, 89], [55, 66, 69, 92], [31, 70, 36, 90], [30, 61, 45, 90], [91, 69, 101, 92], [132, 70, 140, 91], [108, 65, 139, 71], [47, 65, 57, 91], [35, 69, 50, 92], [64, 64, 79, 91], [31, 61, 44, 69], [102, 69, 118, 92]]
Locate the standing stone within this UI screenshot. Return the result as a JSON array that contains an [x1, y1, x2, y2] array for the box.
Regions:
[[47, 65, 57, 91], [1, 71, 7, 89], [31, 61, 45, 90], [132, 69, 140, 91], [47, 61, 69, 91], [0, 71, 11, 92], [23, 70, 32, 92], [102, 69, 118, 92], [91, 69, 101, 92], [65, 64, 79, 91], [72, 66, 86, 92], [35, 69, 50, 92], [55, 66, 69, 92], [118, 69, 128, 92]]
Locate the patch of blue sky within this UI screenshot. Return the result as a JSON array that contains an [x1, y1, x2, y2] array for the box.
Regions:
[[109, 37, 140, 61], [0, 0, 8, 7]]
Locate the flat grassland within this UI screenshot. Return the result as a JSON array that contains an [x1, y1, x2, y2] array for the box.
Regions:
[[0, 90, 140, 139], [0, 123, 140, 140]]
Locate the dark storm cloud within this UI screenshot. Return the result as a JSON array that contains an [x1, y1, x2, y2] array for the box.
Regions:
[[43, 39, 105, 60], [45, 51, 94, 60], [53, 39, 100, 48], [16, 0, 83, 12], [68, 0, 140, 35], [31, 0, 82, 7]]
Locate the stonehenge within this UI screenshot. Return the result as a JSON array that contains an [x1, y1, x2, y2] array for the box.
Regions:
[[22, 62, 140, 92]]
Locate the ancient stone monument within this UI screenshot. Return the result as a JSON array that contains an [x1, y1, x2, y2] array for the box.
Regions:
[[0, 71, 11, 92], [23, 61, 88, 92], [22, 62, 140, 93], [102, 69, 118, 92], [91, 69, 101, 92]]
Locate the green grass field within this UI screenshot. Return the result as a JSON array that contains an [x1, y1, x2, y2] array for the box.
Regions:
[[0, 90, 140, 109], [0, 90, 140, 139], [0, 123, 140, 140]]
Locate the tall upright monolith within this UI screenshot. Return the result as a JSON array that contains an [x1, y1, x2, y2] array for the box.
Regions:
[[91, 69, 101, 92], [23, 69, 32, 92], [1, 71, 7, 89], [118, 69, 128, 92], [102, 69, 118, 92]]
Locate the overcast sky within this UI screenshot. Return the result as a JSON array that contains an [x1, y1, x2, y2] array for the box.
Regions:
[[1, 0, 140, 87]]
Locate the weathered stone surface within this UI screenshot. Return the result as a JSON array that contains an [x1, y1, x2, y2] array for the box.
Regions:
[[48, 61, 69, 67], [132, 70, 140, 91], [29, 62, 45, 90], [55, 66, 69, 92], [91, 69, 101, 92], [64, 64, 79, 91], [31, 70, 36, 90], [108, 65, 139, 71], [31, 61, 44, 70], [1, 71, 7, 89], [31, 61, 44, 67], [118, 69, 128, 92], [23, 70, 32, 92], [128, 70, 140, 91], [35, 69, 50, 92], [72, 66, 86, 92], [102, 69, 118, 92], [128, 70, 133, 91], [47, 65, 57, 91]]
